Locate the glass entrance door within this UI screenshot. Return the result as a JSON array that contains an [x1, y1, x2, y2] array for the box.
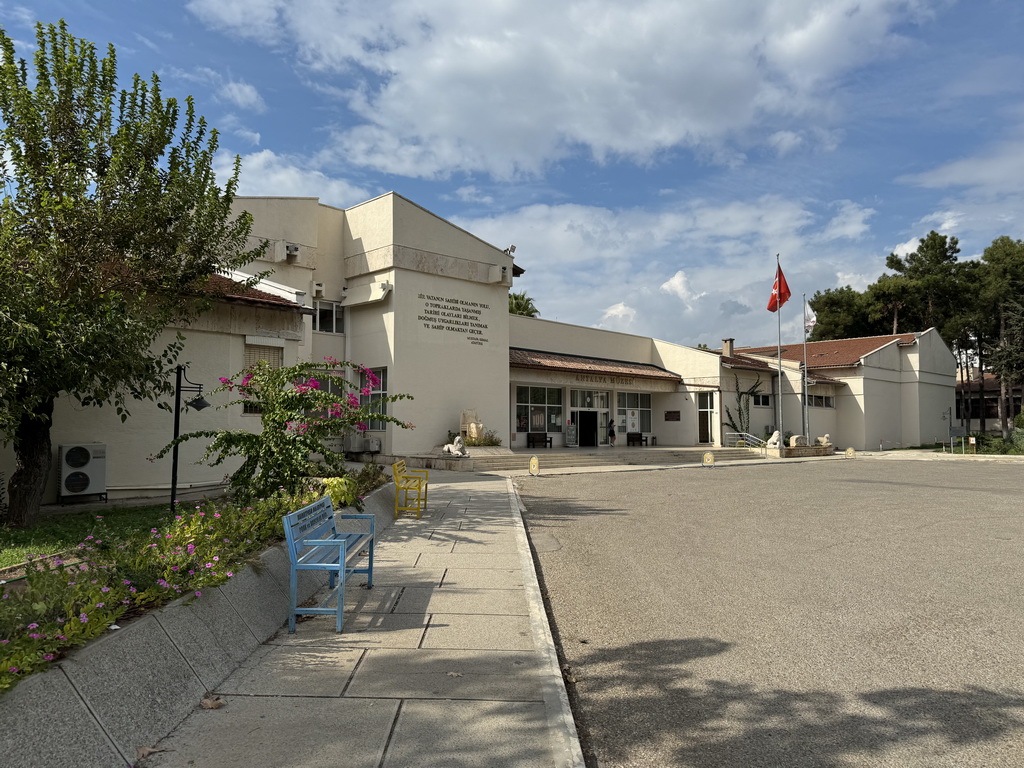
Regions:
[[698, 392, 715, 444]]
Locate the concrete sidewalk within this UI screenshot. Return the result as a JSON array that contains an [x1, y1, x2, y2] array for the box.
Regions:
[[148, 471, 584, 768]]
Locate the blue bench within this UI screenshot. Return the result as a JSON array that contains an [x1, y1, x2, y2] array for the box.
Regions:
[[282, 495, 375, 633]]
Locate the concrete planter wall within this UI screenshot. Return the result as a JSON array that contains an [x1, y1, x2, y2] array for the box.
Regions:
[[0, 484, 395, 768]]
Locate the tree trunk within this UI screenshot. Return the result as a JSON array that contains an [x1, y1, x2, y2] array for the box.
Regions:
[[1000, 377, 1010, 439], [4, 398, 55, 528]]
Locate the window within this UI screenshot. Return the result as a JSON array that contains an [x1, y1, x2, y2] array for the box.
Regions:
[[242, 344, 283, 414], [616, 392, 652, 432], [809, 395, 835, 408], [313, 300, 344, 334], [360, 367, 388, 431], [516, 386, 563, 432], [753, 394, 771, 407]]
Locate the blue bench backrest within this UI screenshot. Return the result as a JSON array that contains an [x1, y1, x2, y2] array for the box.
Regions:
[[283, 496, 335, 558]]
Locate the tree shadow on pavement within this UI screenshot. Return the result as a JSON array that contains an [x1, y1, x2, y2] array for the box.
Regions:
[[567, 638, 1024, 767]]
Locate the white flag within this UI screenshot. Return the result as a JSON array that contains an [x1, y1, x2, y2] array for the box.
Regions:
[[804, 302, 817, 333]]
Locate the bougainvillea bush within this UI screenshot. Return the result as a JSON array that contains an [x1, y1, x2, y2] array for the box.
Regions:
[[156, 358, 412, 500]]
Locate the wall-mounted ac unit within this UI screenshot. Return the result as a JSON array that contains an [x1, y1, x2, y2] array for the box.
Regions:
[[312, 282, 325, 299], [367, 437, 382, 453], [345, 434, 368, 453], [58, 443, 107, 502], [285, 243, 300, 257]]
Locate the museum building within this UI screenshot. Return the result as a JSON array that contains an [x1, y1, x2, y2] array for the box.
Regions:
[[0, 193, 956, 503]]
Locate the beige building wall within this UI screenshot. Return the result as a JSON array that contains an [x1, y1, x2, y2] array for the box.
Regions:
[[0, 303, 305, 504]]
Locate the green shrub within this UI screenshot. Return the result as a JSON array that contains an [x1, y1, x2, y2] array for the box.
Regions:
[[1, 489, 311, 694], [465, 429, 502, 447]]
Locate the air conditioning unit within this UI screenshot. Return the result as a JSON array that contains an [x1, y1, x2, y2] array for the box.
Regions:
[[285, 243, 300, 257], [58, 443, 107, 502], [367, 437, 382, 453], [312, 282, 325, 299], [345, 434, 368, 453]]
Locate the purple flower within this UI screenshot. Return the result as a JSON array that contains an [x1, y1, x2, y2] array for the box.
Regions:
[[43, 654, 54, 661], [26, 623, 38, 630], [195, 590, 202, 598], [79, 614, 88, 623]]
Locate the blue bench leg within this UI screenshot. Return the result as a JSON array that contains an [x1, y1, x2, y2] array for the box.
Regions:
[[367, 538, 374, 589], [288, 568, 298, 633]]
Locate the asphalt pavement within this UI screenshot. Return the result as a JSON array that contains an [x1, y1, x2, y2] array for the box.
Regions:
[[518, 455, 1024, 767]]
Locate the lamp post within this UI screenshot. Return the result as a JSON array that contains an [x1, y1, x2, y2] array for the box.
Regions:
[[170, 365, 210, 514]]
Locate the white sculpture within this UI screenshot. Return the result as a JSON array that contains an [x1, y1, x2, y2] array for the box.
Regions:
[[443, 435, 468, 457], [766, 430, 781, 448], [460, 409, 484, 440], [816, 434, 832, 446], [789, 434, 808, 447]]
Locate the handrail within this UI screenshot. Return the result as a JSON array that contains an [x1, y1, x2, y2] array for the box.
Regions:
[[724, 432, 768, 456]]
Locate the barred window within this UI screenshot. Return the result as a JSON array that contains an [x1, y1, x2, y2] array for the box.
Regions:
[[360, 367, 388, 431], [242, 344, 283, 414]]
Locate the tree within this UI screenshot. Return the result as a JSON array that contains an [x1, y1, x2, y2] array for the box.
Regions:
[[0, 22, 264, 526], [807, 287, 879, 341], [884, 230, 960, 341], [508, 291, 540, 317], [981, 236, 1024, 437]]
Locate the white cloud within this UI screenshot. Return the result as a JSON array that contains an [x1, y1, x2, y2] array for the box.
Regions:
[[820, 200, 874, 241], [898, 137, 1024, 194], [660, 270, 708, 307], [218, 80, 267, 113], [215, 149, 371, 208], [187, 0, 941, 178], [600, 302, 637, 327]]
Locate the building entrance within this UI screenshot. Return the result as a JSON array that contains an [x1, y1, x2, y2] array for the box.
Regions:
[[576, 411, 599, 447]]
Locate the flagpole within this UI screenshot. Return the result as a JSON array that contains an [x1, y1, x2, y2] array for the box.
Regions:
[[776, 254, 783, 442], [802, 292, 809, 438]]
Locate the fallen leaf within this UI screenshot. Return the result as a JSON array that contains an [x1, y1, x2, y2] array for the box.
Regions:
[[200, 695, 226, 710], [445, 671, 464, 678]]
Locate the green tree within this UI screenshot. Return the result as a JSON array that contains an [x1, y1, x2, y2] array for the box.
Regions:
[[0, 22, 264, 526], [884, 230, 960, 340], [807, 286, 879, 341], [982, 236, 1024, 437], [723, 374, 762, 436], [508, 290, 540, 317]]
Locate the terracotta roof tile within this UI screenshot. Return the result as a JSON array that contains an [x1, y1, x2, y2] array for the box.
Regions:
[[509, 348, 681, 382], [735, 334, 917, 369], [205, 274, 313, 314]]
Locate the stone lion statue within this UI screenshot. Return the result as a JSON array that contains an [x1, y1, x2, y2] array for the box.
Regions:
[[765, 430, 781, 448], [816, 434, 832, 446], [443, 435, 468, 457]]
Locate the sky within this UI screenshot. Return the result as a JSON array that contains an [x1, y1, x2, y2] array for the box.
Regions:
[[4, 0, 1024, 348]]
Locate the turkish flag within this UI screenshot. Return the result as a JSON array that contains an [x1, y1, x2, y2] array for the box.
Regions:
[[767, 264, 791, 312]]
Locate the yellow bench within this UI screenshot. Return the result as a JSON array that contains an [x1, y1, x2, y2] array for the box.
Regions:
[[392, 460, 429, 518]]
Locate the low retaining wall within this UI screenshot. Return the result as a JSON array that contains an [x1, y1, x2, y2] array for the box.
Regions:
[[0, 484, 396, 768], [765, 445, 836, 459]]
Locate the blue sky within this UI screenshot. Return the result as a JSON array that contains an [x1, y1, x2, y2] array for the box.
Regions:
[[5, 1, 1024, 347]]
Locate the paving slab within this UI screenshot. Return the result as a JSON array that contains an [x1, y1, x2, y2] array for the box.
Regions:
[[382, 699, 554, 768], [416, 552, 523, 569], [0, 667, 123, 768], [59, 615, 206, 760], [441, 567, 525, 589], [216, 644, 363, 696], [393, 585, 530, 615], [347, 648, 543, 701], [370, 563, 446, 586], [155, 585, 262, 691], [268, 613, 429, 649], [422, 613, 536, 650], [147, 696, 399, 768]]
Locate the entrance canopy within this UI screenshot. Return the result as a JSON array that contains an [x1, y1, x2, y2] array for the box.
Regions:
[[509, 347, 682, 389]]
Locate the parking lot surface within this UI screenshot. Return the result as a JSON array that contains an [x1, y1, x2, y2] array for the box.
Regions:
[[518, 459, 1024, 767]]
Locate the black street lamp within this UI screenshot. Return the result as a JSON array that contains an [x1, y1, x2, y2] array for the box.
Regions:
[[170, 364, 210, 514]]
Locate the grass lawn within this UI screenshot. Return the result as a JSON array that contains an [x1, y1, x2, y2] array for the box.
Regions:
[[0, 504, 168, 570]]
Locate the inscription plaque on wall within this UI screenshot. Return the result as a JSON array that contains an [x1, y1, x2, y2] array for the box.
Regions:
[[416, 293, 492, 346], [665, 410, 681, 421]]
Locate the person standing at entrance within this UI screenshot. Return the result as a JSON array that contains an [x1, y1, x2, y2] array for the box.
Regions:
[[608, 416, 616, 446]]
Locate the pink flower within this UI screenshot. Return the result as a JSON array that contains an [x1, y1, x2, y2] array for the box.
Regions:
[[26, 623, 38, 630], [195, 591, 202, 598], [79, 614, 88, 623], [43, 654, 54, 661], [8, 667, 19, 673]]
